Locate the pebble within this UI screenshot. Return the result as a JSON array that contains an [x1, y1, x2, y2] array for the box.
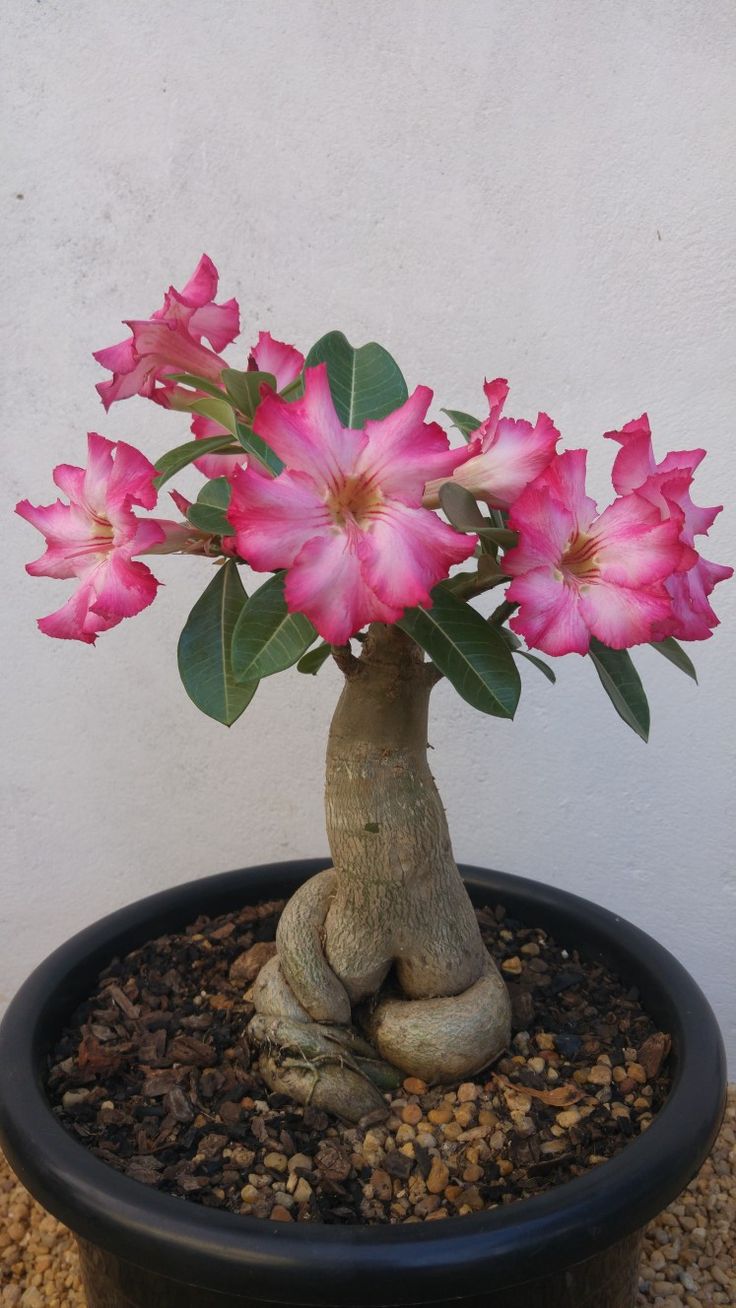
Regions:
[[426, 1156, 450, 1194], [403, 1077, 427, 1095]]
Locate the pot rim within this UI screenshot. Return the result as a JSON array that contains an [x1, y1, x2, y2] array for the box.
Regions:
[[0, 860, 726, 1304]]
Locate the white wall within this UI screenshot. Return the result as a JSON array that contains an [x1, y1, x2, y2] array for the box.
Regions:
[[2, 1, 734, 1068]]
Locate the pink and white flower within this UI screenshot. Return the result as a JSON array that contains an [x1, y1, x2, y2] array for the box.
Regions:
[[227, 365, 475, 643], [16, 434, 168, 643], [93, 255, 240, 411], [423, 379, 559, 510], [605, 416, 733, 640], [248, 331, 304, 390], [503, 450, 684, 656]]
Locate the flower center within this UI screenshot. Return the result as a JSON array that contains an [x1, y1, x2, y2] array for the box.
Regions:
[[560, 531, 599, 583], [326, 476, 383, 528]]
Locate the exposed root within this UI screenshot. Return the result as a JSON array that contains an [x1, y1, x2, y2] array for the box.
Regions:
[[364, 953, 511, 1083], [275, 869, 351, 1023], [247, 1014, 397, 1122]]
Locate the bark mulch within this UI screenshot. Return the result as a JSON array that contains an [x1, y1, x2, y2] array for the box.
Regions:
[[43, 896, 673, 1223]]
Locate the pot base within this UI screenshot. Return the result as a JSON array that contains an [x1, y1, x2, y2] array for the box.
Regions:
[[78, 1231, 643, 1308]]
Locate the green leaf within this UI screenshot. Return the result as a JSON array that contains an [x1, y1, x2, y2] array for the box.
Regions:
[[297, 643, 332, 675], [399, 587, 521, 718], [235, 421, 285, 477], [588, 639, 649, 741], [186, 477, 233, 535], [222, 369, 277, 421], [304, 331, 408, 427], [441, 409, 482, 442], [153, 436, 241, 489], [436, 486, 516, 547], [168, 373, 229, 402], [649, 637, 697, 682], [232, 573, 316, 682], [187, 396, 237, 433], [186, 504, 231, 534], [177, 562, 257, 726], [439, 483, 488, 533], [196, 477, 231, 509], [518, 650, 556, 683]]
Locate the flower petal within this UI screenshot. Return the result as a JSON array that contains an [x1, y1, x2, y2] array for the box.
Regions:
[[227, 465, 332, 570], [580, 580, 672, 649], [178, 254, 219, 307], [507, 570, 591, 656], [249, 331, 305, 391], [666, 557, 734, 640], [90, 552, 160, 620], [360, 387, 470, 505], [188, 298, 241, 353], [37, 574, 120, 644], [505, 488, 575, 574], [592, 497, 683, 586], [285, 530, 400, 644], [451, 413, 560, 509], [252, 364, 366, 488], [360, 503, 476, 609]]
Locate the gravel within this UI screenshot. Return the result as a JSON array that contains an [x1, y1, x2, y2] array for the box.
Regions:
[[1, 1089, 732, 1305]]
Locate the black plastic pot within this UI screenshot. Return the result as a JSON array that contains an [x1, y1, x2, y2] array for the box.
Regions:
[[0, 860, 726, 1308]]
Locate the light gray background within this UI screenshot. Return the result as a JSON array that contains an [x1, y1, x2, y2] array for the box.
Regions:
[[2, 2, 734, 1065]]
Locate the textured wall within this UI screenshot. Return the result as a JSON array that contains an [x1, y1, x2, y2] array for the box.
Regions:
[[2, 1, 735, 1066]]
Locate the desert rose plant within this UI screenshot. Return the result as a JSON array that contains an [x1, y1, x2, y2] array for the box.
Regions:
[[17, 256, 732, 1121]]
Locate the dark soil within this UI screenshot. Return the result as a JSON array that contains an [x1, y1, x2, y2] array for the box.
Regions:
[[46, 897, 672, 1224]]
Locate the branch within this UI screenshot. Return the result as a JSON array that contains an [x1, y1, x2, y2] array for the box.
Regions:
[[424, 662, 444, 688], [331, 643, 362, 678]]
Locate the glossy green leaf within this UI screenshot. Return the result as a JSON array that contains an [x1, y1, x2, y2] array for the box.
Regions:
[[296, 643, 332, 675], [588, 639, 649, 741], [187, 396, 237, 433], [222, 369, 277, 421], [186, 476, 233, 533], [197, 477, 231, 509], [518, 650, 556, 683], [441, 409, 482, 441], [235, 422, 285, 477], [437, 486, 515, 545], [439, 483, 487, 532], [649, 637, 697, 682], [187, 503, 231, 534], [304, 331, 408, 427], [168, 373, 229, 402], [153, 435, 241, 489], [177, 562, 257, 726], [232, 573, 316, 682], [399, 587, 521, 718]]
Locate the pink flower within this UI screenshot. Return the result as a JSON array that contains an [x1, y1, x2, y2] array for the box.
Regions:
[[227, 365, 475, 644], [605, 416, 732, 640], [423, 379, 559, 509], [503, 450, 684, 656], [248, 331, 304, 390], [16, 434, 167, 643], [93, 255, 240, 411]]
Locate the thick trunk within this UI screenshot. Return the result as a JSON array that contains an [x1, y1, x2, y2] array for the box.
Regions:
[[322, 623, 485, 1003], [248, 624, 511, 1119]]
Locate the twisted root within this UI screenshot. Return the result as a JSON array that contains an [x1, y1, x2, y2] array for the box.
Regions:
[[246, 870, 510, 1123]]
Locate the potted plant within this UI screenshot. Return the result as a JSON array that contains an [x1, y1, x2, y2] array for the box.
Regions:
[[1, 255, 730, 1308]]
